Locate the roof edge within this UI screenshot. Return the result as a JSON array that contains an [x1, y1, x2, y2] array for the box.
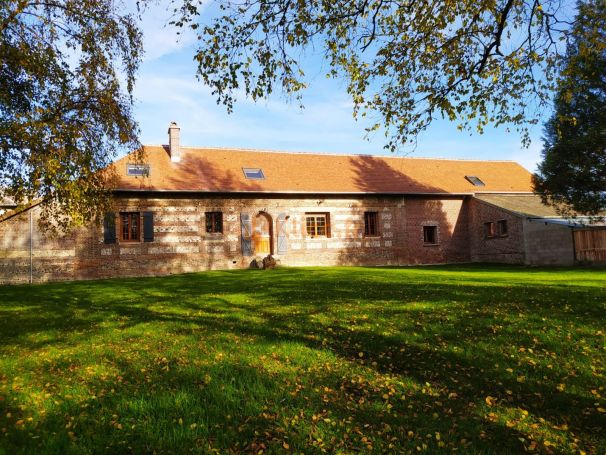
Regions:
[[0, 200, 42, 223], [140, 144, 525, 163], [112, 189, 476, 196]]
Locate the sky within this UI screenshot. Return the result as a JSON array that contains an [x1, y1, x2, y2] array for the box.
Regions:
[[131, 1, 547, 173]]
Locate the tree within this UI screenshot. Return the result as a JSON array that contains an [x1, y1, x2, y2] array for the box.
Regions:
[[0, 0, 143, 230], [534, 0, 606, 216], [174, 0, 574, 151]]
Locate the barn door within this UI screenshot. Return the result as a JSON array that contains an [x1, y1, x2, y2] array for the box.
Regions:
[[240, 213, 253, 256], [276, 213, 288, 254]]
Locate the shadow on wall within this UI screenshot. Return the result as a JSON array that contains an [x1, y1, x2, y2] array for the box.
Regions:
[[162, 153, 470, 268], [331, 156, 467, 266]]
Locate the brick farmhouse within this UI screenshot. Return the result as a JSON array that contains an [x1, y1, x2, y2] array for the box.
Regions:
[[0, 123, 603, 284]]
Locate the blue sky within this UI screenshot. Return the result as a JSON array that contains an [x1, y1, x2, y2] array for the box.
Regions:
[[132, 2, 546, 172]]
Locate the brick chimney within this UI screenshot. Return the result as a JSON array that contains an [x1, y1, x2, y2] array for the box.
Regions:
[[168, 121, 181, 162]]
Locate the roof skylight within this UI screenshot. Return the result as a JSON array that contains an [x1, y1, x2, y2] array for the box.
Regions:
[[243, 168, 265, 180], [465, 175, 485, 187], [127, 164, 150, 177]]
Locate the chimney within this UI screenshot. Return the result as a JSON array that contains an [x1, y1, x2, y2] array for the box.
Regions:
[[168, 121, 181, 162]]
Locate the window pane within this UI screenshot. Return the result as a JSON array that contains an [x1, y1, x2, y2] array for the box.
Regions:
[[306, 217, 315, 236], [484, 222, 496, 238], [242, 168, 265, 179], [465, 175, 485, 186], [122, 214, 129, 240], [365, 212, 378, 236], [423, 226, 437, 244], [127, 164, 150, 176], [306, 214, 327, 237], [498, 220, 508, 236], [131, 215, 139, 241], [205, 212, 223, 233], [119, 212, 140, 241], [315, 216, 326, 236]]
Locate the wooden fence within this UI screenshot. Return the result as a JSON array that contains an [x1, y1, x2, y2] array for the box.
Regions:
[[573, 228, 606, 263]]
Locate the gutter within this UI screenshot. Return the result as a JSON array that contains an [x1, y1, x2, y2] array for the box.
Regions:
[[113, 189, 477, 196], [113, 189, 536, 197], [526, 216, 606, 227]]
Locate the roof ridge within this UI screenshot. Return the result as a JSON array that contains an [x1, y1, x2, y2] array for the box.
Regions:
[[142, 144, 520, 163]]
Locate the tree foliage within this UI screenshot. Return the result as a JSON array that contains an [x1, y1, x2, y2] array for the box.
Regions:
[[0, 0, 143, 230], [534, 0, 606, 216], [174, 0, 573, 151]]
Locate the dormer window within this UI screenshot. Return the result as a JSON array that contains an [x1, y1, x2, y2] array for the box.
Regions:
[[127, 164, 150, 177], [465, 175, 485, 186], [243, 168, 265, 180]]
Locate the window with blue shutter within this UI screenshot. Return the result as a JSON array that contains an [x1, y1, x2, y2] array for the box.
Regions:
[[103, 212, 116, 244], [240, 213, 253, 255], [277, 213, 288, 254], [143, 212, 154, 242]]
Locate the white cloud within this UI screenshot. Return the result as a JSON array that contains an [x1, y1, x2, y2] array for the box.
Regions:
[[136, 0, 207, 62]]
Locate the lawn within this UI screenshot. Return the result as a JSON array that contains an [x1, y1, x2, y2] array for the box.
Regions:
[[0, 265, 604, 454]]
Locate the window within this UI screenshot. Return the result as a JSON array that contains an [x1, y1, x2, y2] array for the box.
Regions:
[[484, 221, 496, 239], [497, 220, 508, 236], [423, 225, 438, 244], [465, 175, 485, 186], [205, 212, 223, 234], [120, 212, 140, 241], [306, 213, 330, 238], [242, 168, 265, 180], [364, 211, 379, 236], [127, 164, 150, 176]]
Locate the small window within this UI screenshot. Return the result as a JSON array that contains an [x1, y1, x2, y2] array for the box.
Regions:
[[465, 175, 485, 186], [205, 212, 223, 234], [364, 212, 379, 236], [484, 221, 496, 239], [120, 212, 140, 242], [423, 225, 438, 245], [306, 213, 330, 238], [243, 168, 265, 180], [497, 219, 508, 236], [127, 164, 150, 176]]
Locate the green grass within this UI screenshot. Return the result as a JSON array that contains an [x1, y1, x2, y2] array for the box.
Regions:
[[0, 265, 605, 454]]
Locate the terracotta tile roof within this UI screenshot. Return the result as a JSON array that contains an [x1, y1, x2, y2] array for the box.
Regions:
[[112, 146, 534, 194]]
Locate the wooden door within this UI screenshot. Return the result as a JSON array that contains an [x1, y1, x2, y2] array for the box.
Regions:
[[253, 212, 272, 255]]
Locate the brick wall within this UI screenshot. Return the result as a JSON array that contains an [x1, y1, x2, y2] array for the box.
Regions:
[[404, 197, 471, 264], [468, 198, 525, 264], [0, 205, 86, 283], [0, 194, 472, 283]]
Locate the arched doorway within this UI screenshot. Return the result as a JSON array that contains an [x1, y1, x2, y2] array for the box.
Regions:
[[253, 212, 273, 255]]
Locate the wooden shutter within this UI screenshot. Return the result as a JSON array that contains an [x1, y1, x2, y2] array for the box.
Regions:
[[277, 213, 288, 254], [103, 212, 116, 244], [325, 212, 331, 238], [240, 213, 253, 256], [143, 211, 154, 242]]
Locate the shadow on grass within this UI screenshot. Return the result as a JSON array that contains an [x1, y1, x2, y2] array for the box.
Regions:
[[0, 265, 604, 453]]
